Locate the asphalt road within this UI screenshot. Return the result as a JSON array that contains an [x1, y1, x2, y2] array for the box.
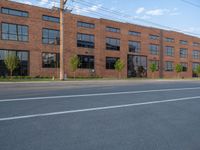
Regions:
[[1, 80, 200, 150]]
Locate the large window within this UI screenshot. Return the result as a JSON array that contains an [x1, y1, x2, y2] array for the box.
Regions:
[[128, 31, 141, 36], [106, 37, 120, 51], [149, 60, 159, 71], [1, 7, 28, 17], [149, 44, 159, 55], [78, 55, 94, 69], [193, 42, 200, 47], [0, 49, 29, 76], [42, 28, 60, 44], [165, 37, 174, 43], [106, 57, 119, 69], [165, 46, 174, 56], [42, 15, 60, 23], [129, 41, 141, 53], [42, 53, 60, 68], [77, 33, 95, 48], [192, 50, 200, 59], [106, 26, 120, 33], [180, 40, 188, 45], [165, 61, 174, 72], [149, 34, 159, 40], [181, 62, 188, 72], [77, 21, 95, 28], [1, 23, 28, 41], [180, 48, 188, 58]]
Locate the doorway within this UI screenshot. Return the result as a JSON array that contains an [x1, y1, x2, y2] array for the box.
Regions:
[[127, 55, 147, 78]]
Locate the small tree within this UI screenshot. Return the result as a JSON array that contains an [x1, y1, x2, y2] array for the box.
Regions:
[[70, 55, 80, 79], [149, 63, 157, 79], [195, 65, 200, 78], [4, 54, 19, 78], [114, 59, 125, 79], [175, 64, 183, 78]]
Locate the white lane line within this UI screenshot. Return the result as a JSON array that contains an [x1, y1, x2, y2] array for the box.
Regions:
[[0, 87, 200, 103], [0, 96, 200, 122]]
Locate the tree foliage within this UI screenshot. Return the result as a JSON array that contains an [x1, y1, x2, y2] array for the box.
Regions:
[[4, 54, 19, 77], [149, 63, 157, 73], [70, 55, 80, 79], [175, 64, 183, 73], [114, 59, 125, 78], [195, 65, 200, 77]]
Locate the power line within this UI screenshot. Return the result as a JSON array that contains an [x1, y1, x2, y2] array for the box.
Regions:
[[72, 0, 200, 37], [180, 0, 200, 8]]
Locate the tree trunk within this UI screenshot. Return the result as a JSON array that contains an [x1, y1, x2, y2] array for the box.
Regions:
[[151, 72, 155, 79], [10, 70, 12, 79], [118, 72, 121, 79], [73, 71, 76, 80]]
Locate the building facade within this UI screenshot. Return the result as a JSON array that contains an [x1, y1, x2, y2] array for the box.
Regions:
[[1, 0, 200, 78]]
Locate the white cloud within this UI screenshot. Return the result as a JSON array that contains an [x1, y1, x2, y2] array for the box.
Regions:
[[136, 7, 145, 14], [135, 7, 180, 17], [73, 4, 102, 15], [146, 9, 170, 16], [24, 1, 32, 5], [89, 4, 102, 12], [134, 15, 151, 20]]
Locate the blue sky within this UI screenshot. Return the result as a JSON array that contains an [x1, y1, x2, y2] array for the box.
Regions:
[[12, 0, 200, 37]]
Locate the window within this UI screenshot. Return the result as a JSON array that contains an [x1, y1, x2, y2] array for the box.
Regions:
[[106, 37, 120, 51], [0, 49, 29, 76], [77, 21, 95, 28], [149, 34, 159, 40], [128, 31, 141, 36], [149, 60, 159, 71], [77, 33, 95, 48], [165, 37, 174, 43], [129, 41, 141, 53], [42, 53, 59, 68], [78, 55, 94, 69], [1, 7, 28, 17], [1, 23, 28, 41], [106, 26, 120, 33], [165, 46, 174, 56], [193, 42, 200, 47], [106, 57, 119, 69], [192, 62, 200, 77], [149, 44, 159, 55], [42, 28, 60, 44], [192, 50, 200, 59], [181, 62, 188, 72], [180, 48, 188, 58], [165, 61, 173, 71], [180, 40, 188, 45], [42, 15, 60, 23]]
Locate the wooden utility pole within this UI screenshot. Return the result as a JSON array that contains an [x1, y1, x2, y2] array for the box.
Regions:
[[59, 0, 66, 80]]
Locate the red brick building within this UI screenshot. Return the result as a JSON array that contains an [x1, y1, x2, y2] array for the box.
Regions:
[[1, 0, 200, 78]]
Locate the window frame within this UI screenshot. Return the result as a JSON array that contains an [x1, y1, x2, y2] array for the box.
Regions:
[[1, 7, 28, 17], [106, 26, 120, 33], [106, 57, 119, 70], [78, 55, 95, 69], [42, 28, 60, 45], [42, 15, 60, 23], [1, 22, 29, 42], [77, 33, 95, 49], [106, 37, 120, 51], [42, 52, 60, 68], [149, 44, 159, 55], [165, 61, 174, 72], [77, 21, 95, 29]]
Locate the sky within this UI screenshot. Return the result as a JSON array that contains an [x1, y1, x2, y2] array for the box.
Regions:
[[11, 0, 200, 37]]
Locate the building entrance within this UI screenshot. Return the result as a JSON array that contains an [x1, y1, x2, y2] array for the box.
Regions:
[[127, 55, 147, 78]]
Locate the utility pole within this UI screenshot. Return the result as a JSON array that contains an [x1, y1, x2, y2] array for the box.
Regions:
[[59, 0, 67, 80]]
